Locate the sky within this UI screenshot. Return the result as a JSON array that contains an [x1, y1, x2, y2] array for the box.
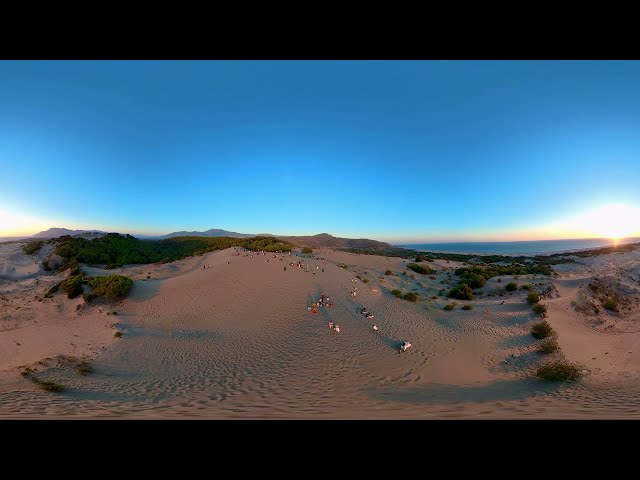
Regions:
[[1, 60, 640, 244]]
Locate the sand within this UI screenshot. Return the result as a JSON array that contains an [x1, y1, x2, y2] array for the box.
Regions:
[[2, 242, 640, 418]]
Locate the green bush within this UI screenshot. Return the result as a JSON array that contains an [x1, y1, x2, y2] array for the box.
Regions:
[[23, 241, 44, 255], [444, 304, 455, 311], [76, 362, 93, 375], [302, 247, 313, 254], [449, 283, 474, 300], [527, 291, 540, 304], [415, 255, 425, 262], [497, 278, 502, 283], [533, 303, 547, 316], [505, 282, 518, 291], [88, 275, 133, 302], [44, 282, 61, 298], [83, 292, 97, 303], [531, 320, 553, 339], [536, 361, 582, 381], [385, 270, 393, 275], [403, 292, 419, 302], [391, 289, 402, 298], [461, 305, 472, 310], [363, 279, 369, 284], [407, 263, 433, 275], [114, 331, 123, 338], [60, 275, 83, 299], [38, 380, 65, 392], [604, 298, 619, 312], [538, 338, 559, 354], [521, 284, 532, 291]]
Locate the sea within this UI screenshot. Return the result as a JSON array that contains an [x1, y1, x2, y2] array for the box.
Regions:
[[399, 237, 640, 256]]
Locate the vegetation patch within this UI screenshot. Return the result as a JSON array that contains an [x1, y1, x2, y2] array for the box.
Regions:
[[301, 247, 313, 254], [536, 361, 582, 381], [505, 282, 518, 291], [385, 269, 393, 275], [444, 303, 455, 311], [527, 291, 540, 304], [531, 320, 553, 339], [87, 275, 133, 302], [76, 361, 93, 376], [406, 263, 434, 275], [448, 283, 474, 300], [532, 303, 547, 316], [59, 274, 84, 299], [391, 289, 402, 298], [23, 240, 44, 255], [403, 292, 419, 302], [603, 298, 619, 312], [461, 305, 472, 310], [538, 338, 559, 354], [114, 331, 123, 338]]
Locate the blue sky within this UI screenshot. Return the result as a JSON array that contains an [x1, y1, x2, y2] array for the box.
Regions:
[[2, 60, 640, 243]]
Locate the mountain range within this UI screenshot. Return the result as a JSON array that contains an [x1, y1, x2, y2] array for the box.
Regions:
[[29, 228, 391, 249]]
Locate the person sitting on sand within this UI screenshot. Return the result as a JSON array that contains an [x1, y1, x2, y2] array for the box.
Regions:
[[373, 325, 378, 332], [334, 325, 340, 333], [308, 306, 311, 312], [329, 321, 334, 329]]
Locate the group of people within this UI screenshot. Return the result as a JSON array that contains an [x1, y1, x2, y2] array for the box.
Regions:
[[359, 305, 379, 333]]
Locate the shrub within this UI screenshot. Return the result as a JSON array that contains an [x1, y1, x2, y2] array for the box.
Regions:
[[533, 303, 547, 316], [43, 260, 51, 271], [363, 279, 369, 284], [432, 295, 438, 300], [407, 263, 433, 275], [449, 283, 474, 300], [531, 320, 553, 339], [527, 291, 540, 304], [521, 284, 532, 291], [88, 275, 133, 302], [415, 255, 425, 262], [23, 240, 44, 255], [444, 304, 455, 311], [385, 270, 393, 275], [536, 361, 582, 381], [356, 275, 362, 280], [403, 292, 419, 302], [429, 275, 436, 280], [604, 298, 619, 312], [497, 278, 502, 283], [467, 274, 486, 289], [461, 305, 472, 310], [302, 247, 313, 254], [76, 362, 93, 375], [538, 338, 559, 354], [338, 263, 348, 269], [505, 282, 518, 291], [38, 380, 65, 392], [59, 275, 83, 299], [114, 331, 123, 338], [83, 292, 97, 303], [391, 289, 402, 298]]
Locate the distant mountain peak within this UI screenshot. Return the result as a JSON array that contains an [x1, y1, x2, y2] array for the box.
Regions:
[[32, 227, 104, 238]]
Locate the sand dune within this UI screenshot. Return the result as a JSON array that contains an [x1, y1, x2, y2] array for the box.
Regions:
[[2, 243, 640, 418]]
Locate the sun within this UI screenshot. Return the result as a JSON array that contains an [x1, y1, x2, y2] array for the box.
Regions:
[[573, 204, 640, 240]]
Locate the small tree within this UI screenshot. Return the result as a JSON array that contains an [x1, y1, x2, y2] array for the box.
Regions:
[[301, 247, 313, 254], [505, 282, 518, 291]]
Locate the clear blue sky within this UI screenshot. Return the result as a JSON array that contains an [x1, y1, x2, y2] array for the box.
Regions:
[[2, 60, 640, 243]]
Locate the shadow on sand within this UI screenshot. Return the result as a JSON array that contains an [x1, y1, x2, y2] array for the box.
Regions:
[[367, 377, 565, 405]]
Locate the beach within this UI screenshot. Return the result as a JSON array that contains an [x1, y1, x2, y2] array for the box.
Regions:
[[2, 242, 640, 418]]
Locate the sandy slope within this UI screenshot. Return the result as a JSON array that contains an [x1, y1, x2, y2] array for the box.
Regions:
[[2, 243, 640, 418]]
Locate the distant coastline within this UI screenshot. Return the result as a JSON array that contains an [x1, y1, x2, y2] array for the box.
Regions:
[[399, 237, 640, 256]]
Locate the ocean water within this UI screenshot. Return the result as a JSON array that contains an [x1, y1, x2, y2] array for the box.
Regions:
[[399, 237, 640, 256]]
